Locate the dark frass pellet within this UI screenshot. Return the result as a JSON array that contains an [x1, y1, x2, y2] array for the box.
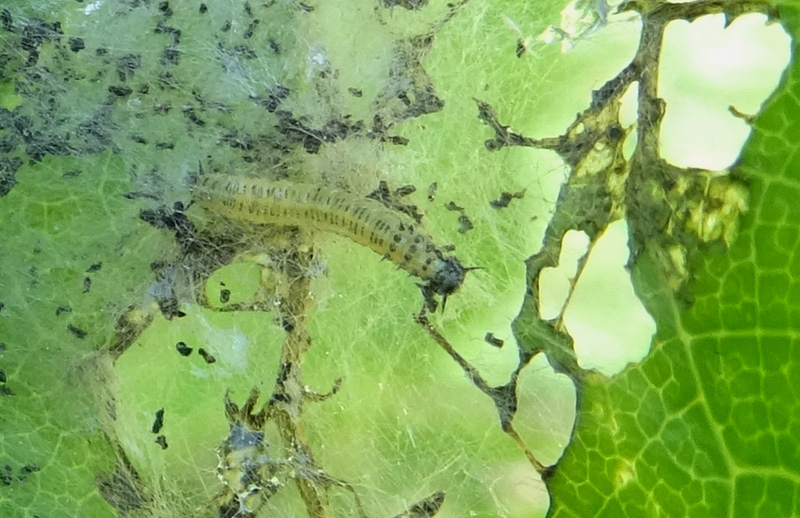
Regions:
[[198, 348, 216, 364], [151, 408, 165, 434], [175, 341, 192, 356]]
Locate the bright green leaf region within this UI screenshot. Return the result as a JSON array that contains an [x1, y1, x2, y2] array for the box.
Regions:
[[546, 5, 800, 518], [0, 1, 796, 518]]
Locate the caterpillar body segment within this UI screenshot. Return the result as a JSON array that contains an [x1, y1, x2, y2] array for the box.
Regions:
[[193, 174, 466, 304]]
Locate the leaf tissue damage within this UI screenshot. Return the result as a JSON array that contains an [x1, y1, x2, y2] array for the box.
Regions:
[[491, 0, 776, 379], [0, 0, 790, 517], [473, 1, 792, 518]]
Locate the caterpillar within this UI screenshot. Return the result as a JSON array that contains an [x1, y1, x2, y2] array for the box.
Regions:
[[192, 174, 467, 308]]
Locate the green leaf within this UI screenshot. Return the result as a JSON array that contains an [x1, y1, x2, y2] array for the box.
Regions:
[[0, 153, 158, 517], [546, 5, 800, 517]]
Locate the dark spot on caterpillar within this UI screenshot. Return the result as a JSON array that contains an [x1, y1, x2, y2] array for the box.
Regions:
[[484, 332, 504, 348], [55, 305, 72, 316], [175, 341, 192, 356], [199, 3, 207, 14], [220, 288, 231, 304], [151, 409, 165, 433], [490, 190, 526, 209], [199, 348, 216, 364], [155, 435, 168, 449], [86, 262, 102, 273], [0, 370, 5, 383], [83, 277, 92, 293], [0, 386, 13, 396]]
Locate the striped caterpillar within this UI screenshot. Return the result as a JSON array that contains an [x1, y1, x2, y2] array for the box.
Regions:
[[192, 174, 467, 309]]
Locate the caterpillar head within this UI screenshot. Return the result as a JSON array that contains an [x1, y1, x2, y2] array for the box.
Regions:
[[430, 257, 467, 298], [421, 256, 473, 312]]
